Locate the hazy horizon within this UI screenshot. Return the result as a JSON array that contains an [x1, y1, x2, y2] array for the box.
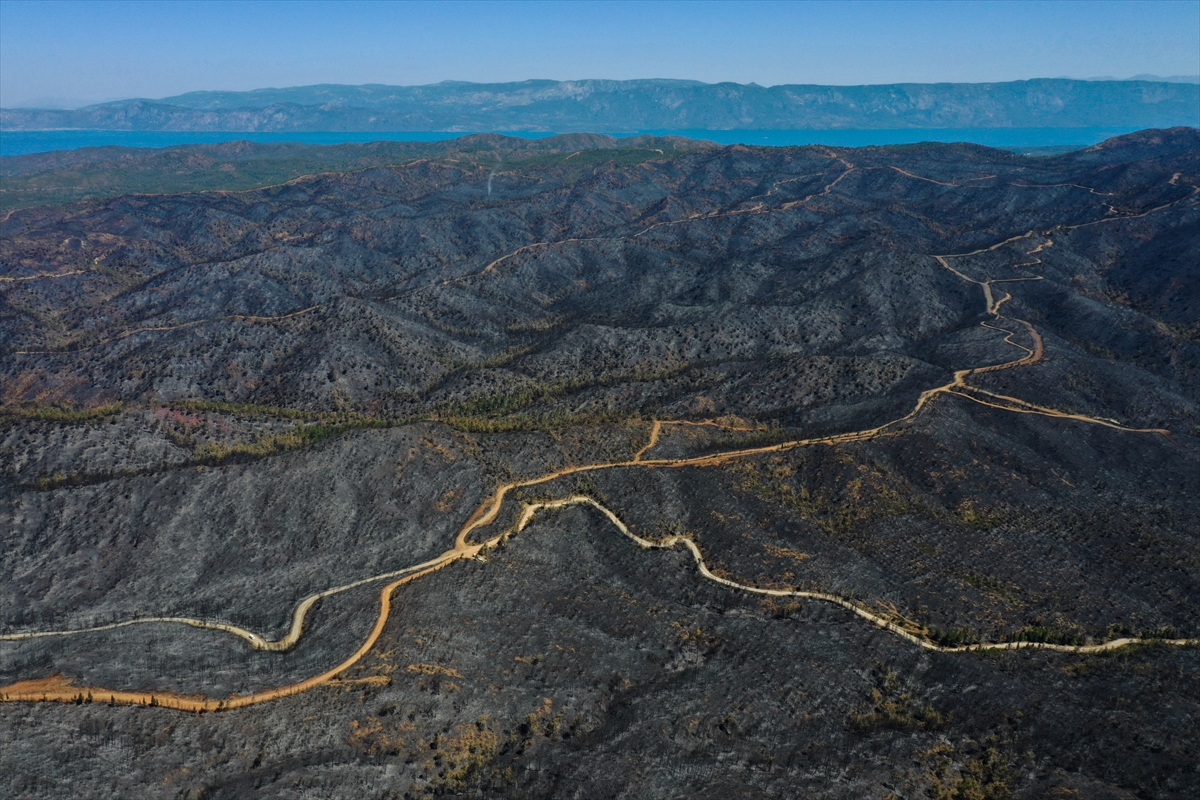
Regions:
[[8, 74, 1200, 112], [2, 0, 1198, 109]]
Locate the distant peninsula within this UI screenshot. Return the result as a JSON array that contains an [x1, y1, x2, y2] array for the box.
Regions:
[[3, 78, 1197, 132]]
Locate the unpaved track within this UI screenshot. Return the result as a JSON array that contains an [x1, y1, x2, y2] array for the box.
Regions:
[[510, 496, 1190, 655], [632, 418, 760, 462], [3, 172, 1199, 711], [4, 154, 858, 356], [0, 269, 89, 284]]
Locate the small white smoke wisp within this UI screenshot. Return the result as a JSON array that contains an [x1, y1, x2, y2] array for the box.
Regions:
[[487, 168, 496, 197]]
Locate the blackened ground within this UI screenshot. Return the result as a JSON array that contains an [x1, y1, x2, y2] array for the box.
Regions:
[[2, 129, 1199, 798]]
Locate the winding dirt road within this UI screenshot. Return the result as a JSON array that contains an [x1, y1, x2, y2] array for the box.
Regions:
[[4, 154, 858, 357], [4, 167, 1199, 712], [0, 269, 89, 284]]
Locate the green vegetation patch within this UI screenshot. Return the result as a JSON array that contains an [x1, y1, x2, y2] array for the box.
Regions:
[[192, 416, 407, 464], [848, 663, 945, 732], [1004, 625, 1085, 647], [906, 734, 1017, 800], [0, 402, 126, 425], [168, 399, 316, 420], [733, 451, 931, 536], [438, 363, 690, 424], [440, 407, 634, 434]]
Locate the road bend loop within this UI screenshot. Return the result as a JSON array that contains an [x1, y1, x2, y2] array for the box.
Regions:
[[3, 173, 1198, 711]]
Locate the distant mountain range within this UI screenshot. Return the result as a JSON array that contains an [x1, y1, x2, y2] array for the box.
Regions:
[[2, 78, 1197, 132], [1084, 74, 1200, 83]]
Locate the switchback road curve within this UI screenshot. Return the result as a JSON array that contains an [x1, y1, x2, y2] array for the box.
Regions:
[[3, 168, 1198, 711]]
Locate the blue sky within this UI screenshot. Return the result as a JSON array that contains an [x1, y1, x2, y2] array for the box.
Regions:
[[2, 0, 1198, 107]]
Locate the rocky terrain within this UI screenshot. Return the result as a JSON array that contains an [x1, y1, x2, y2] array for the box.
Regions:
[[1, 127, 1199, 798], [3, 77, 1198, 132]]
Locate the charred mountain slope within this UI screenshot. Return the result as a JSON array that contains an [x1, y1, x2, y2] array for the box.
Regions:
[[0, 133, 712, 212], [1, 128, 1199, 798]]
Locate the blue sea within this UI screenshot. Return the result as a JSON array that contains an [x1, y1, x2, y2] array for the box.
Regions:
[[0, 127, 1146, 157]]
